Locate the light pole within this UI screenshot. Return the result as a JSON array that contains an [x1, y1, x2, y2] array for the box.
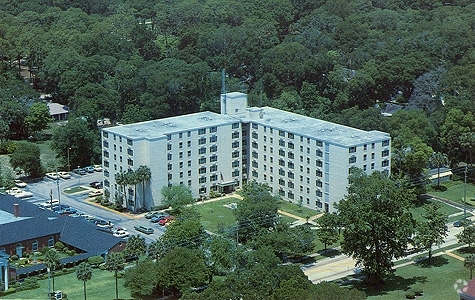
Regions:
[[47, 267, 51, 298], [56, 168, 61, 206], [67, 147, 71, 172], [464, 165, 468, 220]]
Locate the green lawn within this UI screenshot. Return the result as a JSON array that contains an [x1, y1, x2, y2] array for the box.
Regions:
[[428, 182, 475, 207], [279, 200, 321, 219], [63, 186, 88, 194], [338, 255, 468, 300], [195, 198, 239, 233], [3, 268, 133, 300], [410, 198, 463, 224]]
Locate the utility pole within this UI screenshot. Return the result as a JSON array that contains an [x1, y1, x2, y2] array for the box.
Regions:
[[464, 165, 468, 220]]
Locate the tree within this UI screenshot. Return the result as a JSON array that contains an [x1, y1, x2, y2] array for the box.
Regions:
[[430, 152, 449, 188], [235, 181, 280, 242], [75, 262, 92, 300], [465, 255, 475, 280], [336, 169, 416, 285], [87, 255, 104, 268], [161, 208, 206, 251], [136, 165, 151, 210], [124, 258, 159, 299], [156, 247, 209, 295], [43, 248, 60, 292], [316, 212, 340, 252], [104, 252, 125, 300], [124, 235, 146, 265], [413, 202, 448, 265], [201, 236, 238, 279], [24, 102, 51, 138], [161, 184, 194, 213], [9, 141, 43, 178], [457, 224, 475, 251]]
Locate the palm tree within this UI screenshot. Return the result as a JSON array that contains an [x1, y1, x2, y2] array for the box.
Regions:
[[126, 169, 141, 212], [76, 262, 92, 300], [430, 152, 449, 188], [136, 165, 151, 210], [104, 252, 125, 300], [115, 172, 126, 207], [44, 248, 60, 292], [465, 255, 475, 280]]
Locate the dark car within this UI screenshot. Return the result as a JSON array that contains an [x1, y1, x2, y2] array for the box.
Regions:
[[73, 168, 86, 175], [150, 215, 168, 223], [89, 181, 103, 189], [134, 225, 154, 234], [454, 220, 468, 227]]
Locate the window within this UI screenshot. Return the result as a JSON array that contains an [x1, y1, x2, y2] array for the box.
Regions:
[[167, 153, 172, 160], [187, 131, 191, 137], [179, 133, 183, 138], [252, 123, 258, 129], [198, 128, 206, 135], [198, 137, 206, 145], [168, 163, 172, 171], [167, 134, 172, 141], [210, 165, 218, 172], [179, 152, 183, 159], [279, 169, 285, 176], [232, 151, 239, 158], [288, 142, 294, 149], [371, 163, 375, 169], [232, 132, 240, 139], [316, 180, 323, 187], [188, 170, 192, 176], [316, 190, 323, 197], [279, 159, 285, 166], [349, 156, 356, 163], [187, 141, 192, 147], [32, 240, 38, 252], [188, 150, 192, 157], [288, 171, 294, 179], [316, 150, 323, 157], [252, 151, 258, 159], [199, 177, 206, 183], [104, 160, 109, 167], [364, 144, 367, 151], [252, 161, 258, 168], [167, 144, 172, 151], [210, 136, 217, 143], [232, 141, 239, 148], [180, 162, 183, 168], [364, 154, 367, 161], [127, 139, 133, 146], [210, 126, 217, 133], [252, 132, 258, 139], [232, 170, 240, 177], [210, 174, 218, 181], [382, 160, 389, 167], [288, 152, 294, 159], [103, 150, 109, 158], [103, 140, 109, 148], [316, 170, 322, 177], [288, 132, 294, 139], [316, 160, 322, 167], [199, 167, 206, 174], [199, 157, 206, 164], [288, 191, 294, 199], [252, 142, 258, 149], [288, 181, 294, 188], [199, 147, 206, 154], [372, 143, 375, 149], [252, 170, 258, 177], [127, 148, 133, 156], [128, 158, 134, 166], [48, 237, 54, 247], [279, 178, 285, 185], [382, 150, 389, 157], [371, 153, 375, 159], [232, 122, 240, 129], [288, 162, 294, 169], [316, 140, 323, 147], [103, 132, 108, 138], [279, 149, 286, 156], [349, 146, 356, 153], [179, 142, 183, 149], [120, 156, 123, 163], [232, 161, 240, 167], [168, 173, 173, 180], [279, 139, 285, 146], [382, 140, 390, 146], [279, 130, 285, 137], [363, 165, 367, 171]]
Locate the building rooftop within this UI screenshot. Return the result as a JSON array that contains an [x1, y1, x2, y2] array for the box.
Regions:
[[47, 102, 69, 115]]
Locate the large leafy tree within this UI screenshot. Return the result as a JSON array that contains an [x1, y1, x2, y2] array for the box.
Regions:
[[457, 224, 475, 251], [465, 255, 475, 280], [124, 235, 146, 265], [429, 152, 449, 188], [161, 184, 194, 213], [25, 102, 52, 138], [156, 247, 209, 295], [75, 262, 92, 300], [234, 181, 280, 242], [124, 258, 159, 299], [413, 202, 448, 265], [9, 141, 43, 178], [336, 169, 416, 285], [104, 252, 125, 300], [316, 212, 340, 251]]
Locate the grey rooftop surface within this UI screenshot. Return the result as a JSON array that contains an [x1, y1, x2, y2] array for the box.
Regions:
[[104, 106, 390, 147]]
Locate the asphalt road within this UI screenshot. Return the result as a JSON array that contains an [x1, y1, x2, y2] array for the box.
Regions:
[[18, 171, 165, 244]]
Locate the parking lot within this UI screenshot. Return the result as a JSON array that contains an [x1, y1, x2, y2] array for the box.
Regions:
[[13, 170, 166, 243]]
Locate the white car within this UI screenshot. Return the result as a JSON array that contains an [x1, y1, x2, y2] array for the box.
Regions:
[[93, 165, 103, 172], [58, 172, 71, 179], [7, 188, 33, 198], [14, 180, 27, 188], [88, 190, 103, 198], [45, 172, 59, 180], [6, 187, 21, 194], [113, 230, 130, 238], [38, 199, 60, 209]]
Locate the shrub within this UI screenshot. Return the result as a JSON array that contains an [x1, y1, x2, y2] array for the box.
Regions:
[[55, 241, 65, 251], [2, 287, 16, 295], [405, 291, 415, 299], [88, 255, 104, 267], [0, 140, 17, 154], [17, 260, 26, 266], [41, 247, 50, 254], [101, 200, 111, 206], [10, 255, 18, 261], [412, 288, 423, 296]]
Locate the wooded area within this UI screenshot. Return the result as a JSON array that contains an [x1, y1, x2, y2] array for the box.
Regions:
[[1, 0, 475, 178]]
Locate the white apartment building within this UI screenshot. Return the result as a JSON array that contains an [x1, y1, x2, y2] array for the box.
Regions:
[[101, 92, 390, 212]]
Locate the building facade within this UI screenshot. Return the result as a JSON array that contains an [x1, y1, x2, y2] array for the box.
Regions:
[[101, 92, 391, 213]]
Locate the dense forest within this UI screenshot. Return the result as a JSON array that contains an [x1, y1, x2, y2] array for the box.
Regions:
[[1, 0, 475, 178]]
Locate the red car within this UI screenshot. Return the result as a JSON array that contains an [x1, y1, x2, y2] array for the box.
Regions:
[[158, 216, 175, 226]]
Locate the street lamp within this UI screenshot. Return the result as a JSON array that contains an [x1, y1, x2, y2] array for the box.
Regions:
[[67, 148, 71, 172]]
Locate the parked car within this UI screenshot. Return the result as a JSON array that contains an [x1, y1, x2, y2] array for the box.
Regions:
[[145, 211, 168, 219], [95, 219, 111, 228], [113, 230, 130, 238], [38, 199, 60, 209], [158, 216, 175, 226], [150, 215, 168, 223], [134, 225, 154, 234], [45, 172, 59, 180], [93, 164, 103, 172], [84, 166, 95, 173], [8, 189, 33, 198], [89, 181, 102, 189], [14, 180, 27, 188], [88, 190, 103, 198], [58, 171, 71, 179], [73, 168, 86, 175]]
